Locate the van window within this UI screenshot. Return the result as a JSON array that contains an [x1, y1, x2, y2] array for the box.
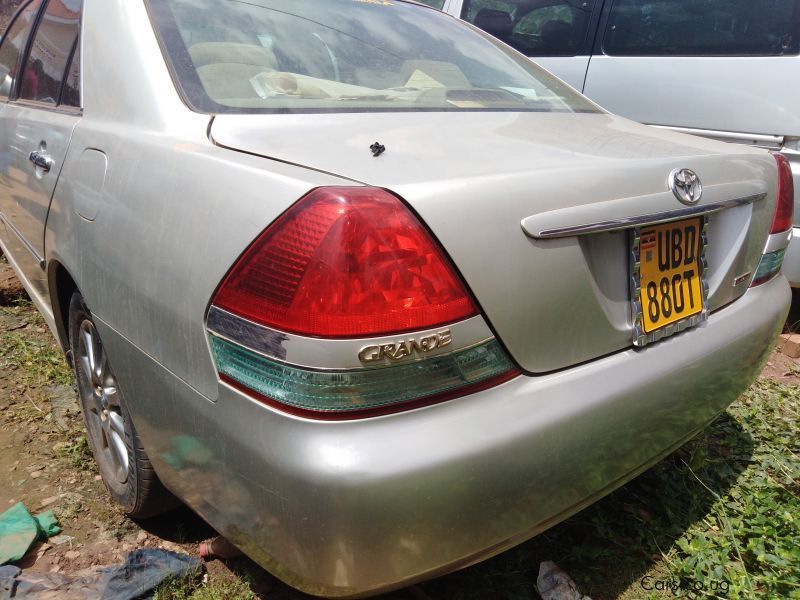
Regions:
[[604, 0, 800, 56], [417, 0, 445, 8], [462, 0, 595, 57]]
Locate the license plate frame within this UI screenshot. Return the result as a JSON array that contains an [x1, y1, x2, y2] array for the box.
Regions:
[[630, 216, 709, 347]]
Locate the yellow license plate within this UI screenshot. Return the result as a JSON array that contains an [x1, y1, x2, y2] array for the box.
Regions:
[[638, 218, 704, 334]]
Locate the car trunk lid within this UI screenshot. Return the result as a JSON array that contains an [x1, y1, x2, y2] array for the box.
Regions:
[[210, 112, 777, 372]]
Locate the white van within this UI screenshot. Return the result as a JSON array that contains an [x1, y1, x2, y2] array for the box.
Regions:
[[440, 0, 800, 286]]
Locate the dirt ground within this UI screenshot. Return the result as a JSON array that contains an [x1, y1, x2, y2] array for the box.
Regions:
[[1, 251, 799, 599]]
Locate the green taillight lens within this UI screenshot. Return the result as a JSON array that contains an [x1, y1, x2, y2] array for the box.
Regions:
[[211, 336, 518, 416], [751, 249, 786, 287]]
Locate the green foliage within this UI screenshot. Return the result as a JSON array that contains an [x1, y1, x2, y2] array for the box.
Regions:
[[56, 435, 94, 471], [661, 380, 800, 598], [154, 573, 257, 600], [0, 330, 73, 387], [424, 379, 800, 599]]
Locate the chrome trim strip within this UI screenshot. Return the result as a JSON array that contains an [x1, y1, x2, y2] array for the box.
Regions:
[[207, 306, 495, 371], [648, 125, 783, 149], [763, 228, 793, 255], [630, 215, 709, 347], [733, 272, 753, 287], [208, 307, 289, 360], [0, 211, 46, 268], [10, 99, 84, 117], [532, 194, 762, 240]]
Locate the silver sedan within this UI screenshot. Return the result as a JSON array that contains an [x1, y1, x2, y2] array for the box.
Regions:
[[0, 0, 792, 596]]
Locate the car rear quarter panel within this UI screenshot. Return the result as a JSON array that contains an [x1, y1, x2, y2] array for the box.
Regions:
[[45, 0, 347, 398]]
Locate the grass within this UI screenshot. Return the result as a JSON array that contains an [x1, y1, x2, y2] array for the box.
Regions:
[[420, 379, 800, 600], [660, 380, 800, 598], [55, 434, 94, 471], [154, 573, 257, 600], [0, 304, 73, 388]]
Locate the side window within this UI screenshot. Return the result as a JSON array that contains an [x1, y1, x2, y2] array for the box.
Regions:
[[604, 0, 800, 57], [513, 3, 591, 56], [19, 0, 81, 104], [0, 0, 43, 101], [463, 1, 515, 47], [60, 36, 80, 107], [416, 0, 445, 8], [463, 0, 595, 57]]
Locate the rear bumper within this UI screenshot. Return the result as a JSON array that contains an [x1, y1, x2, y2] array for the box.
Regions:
[[102, 276, 790, 598]]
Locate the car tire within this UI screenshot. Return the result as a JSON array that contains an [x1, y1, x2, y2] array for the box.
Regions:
[[68, 292, 177, 519]]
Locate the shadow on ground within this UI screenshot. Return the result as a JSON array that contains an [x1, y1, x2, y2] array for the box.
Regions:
[[133, 411, 754, 600], [786, 288, 800, 333], [421, 411, 753, 600]]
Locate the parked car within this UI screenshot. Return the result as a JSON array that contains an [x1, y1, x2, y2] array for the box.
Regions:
[[0, 0, 792, 596], [448, 0, 800, 288]]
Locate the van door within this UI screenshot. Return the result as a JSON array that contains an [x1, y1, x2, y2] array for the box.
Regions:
[[0, 0, 82, 300], [582, 0, 800, 138], [454, 0, 602, 90]]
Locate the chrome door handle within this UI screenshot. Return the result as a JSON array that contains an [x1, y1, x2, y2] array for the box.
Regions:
[[29, 150, 54, 172]]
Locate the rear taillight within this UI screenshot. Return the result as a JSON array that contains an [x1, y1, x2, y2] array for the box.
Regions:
[[770, 152, 794, 234], [213, 187, 478, 338], [209, 187, 519, 417], [751, 153, 795, 286], [751, 249, 787, 287]]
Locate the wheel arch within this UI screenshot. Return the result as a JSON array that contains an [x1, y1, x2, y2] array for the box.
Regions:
[[47, 259, 79, 355]]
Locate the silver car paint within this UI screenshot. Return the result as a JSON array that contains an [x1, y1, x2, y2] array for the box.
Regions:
[[581, 57, 800, 284], [443, 0, 800, 286], [0, 102, 79, 296], [581, 56, 800, 138], [0, 0, 791, 596], [212, 112, 776, 371], [95, 276, 788, 597]]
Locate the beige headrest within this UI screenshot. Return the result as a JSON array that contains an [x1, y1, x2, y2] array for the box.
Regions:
[[188, 42, 277, 70]]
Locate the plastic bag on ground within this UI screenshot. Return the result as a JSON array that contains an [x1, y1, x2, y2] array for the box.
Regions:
[[0, 503, 61, 565], [537, 561, 592, 600]]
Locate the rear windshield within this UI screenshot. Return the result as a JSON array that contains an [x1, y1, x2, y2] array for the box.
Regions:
[[605, 0, 800, 57], [146, 0, 600, 114]]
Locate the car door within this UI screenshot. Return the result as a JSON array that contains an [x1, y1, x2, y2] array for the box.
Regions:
[[0, 1, 44, 253], [582, 0, 800, 138], [453, 0, 602, 90], [0, 0, 82, 300]]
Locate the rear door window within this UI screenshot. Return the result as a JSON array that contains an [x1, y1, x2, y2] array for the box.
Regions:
[[18, 0, 81, 104], [0, 0, 43, 101], [604, 0, 800, 56], [462, 0, 596, 56], [59, 35, 80, 107]]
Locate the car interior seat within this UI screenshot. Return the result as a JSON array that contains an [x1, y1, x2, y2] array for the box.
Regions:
[[540, 19, 574, 53], [474, 8, 514, 44], [188, 42, 278, 101]]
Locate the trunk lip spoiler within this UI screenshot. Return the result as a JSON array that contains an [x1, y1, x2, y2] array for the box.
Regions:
[[523, 192, 765, 240]]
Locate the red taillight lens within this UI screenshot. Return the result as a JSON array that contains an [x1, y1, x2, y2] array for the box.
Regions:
[[213, 187, 478, 338], [771, 152, 794, 234]]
